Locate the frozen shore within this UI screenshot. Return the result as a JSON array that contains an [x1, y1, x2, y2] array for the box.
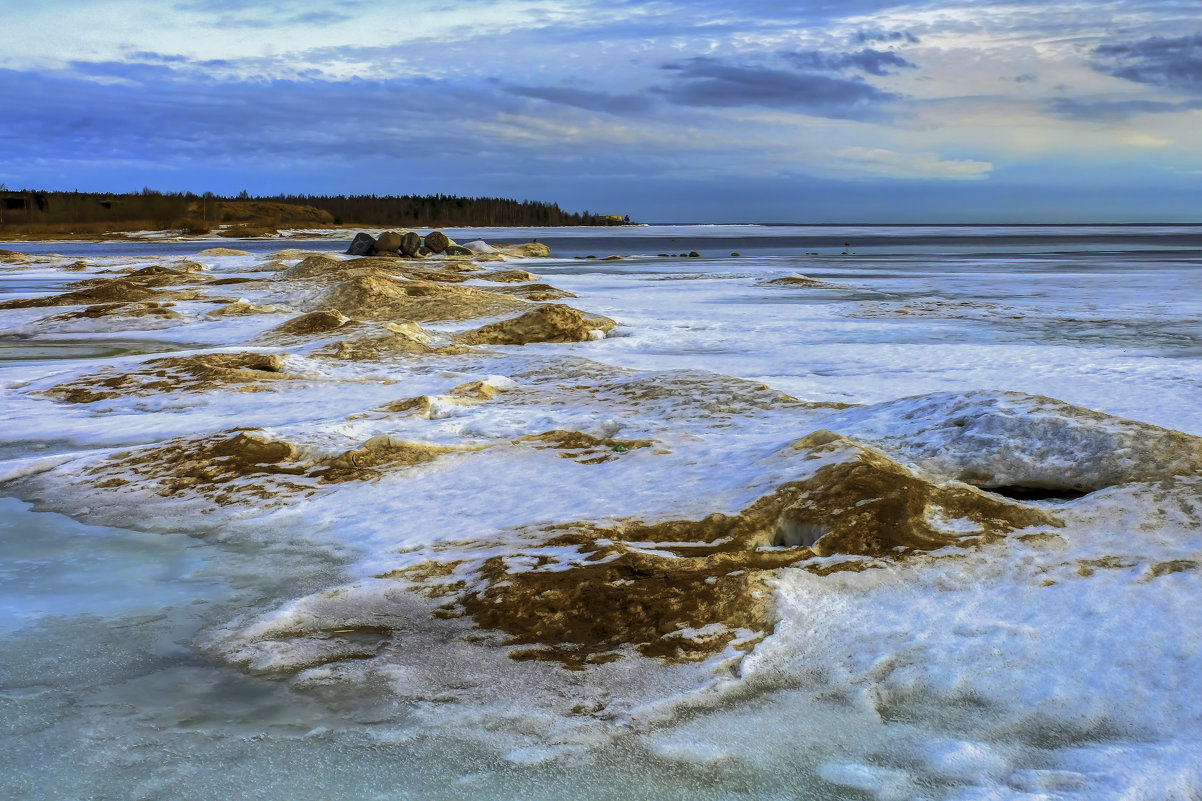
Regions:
[[2, 233, 1201, 800]]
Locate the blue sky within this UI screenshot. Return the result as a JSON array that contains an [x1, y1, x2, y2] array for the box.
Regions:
[[2, 0, 1201, 222]]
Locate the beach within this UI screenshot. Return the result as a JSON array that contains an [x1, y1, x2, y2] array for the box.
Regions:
[[2, 224, 1202, 800]]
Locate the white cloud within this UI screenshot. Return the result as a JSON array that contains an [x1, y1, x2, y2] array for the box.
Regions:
[[833, 146, 993, 179]]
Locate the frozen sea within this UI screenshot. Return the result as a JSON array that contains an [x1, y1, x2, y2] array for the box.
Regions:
[[1, 224, 1201, 800]]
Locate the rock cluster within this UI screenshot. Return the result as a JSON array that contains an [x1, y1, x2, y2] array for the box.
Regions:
[[347, 230, 474, 258]]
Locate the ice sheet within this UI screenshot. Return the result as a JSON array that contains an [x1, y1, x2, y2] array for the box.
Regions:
[[2, 229, 1201, 800]]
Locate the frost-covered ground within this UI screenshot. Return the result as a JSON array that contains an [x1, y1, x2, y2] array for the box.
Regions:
[[1, 227, 1201, 800]]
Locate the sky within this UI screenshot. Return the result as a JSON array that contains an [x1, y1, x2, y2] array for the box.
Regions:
[[1, 0, 1201, 222]]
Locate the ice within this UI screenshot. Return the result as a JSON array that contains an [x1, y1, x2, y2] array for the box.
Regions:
[[2, 228, 1202, 799]]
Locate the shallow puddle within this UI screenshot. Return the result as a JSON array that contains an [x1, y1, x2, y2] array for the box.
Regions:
[[0, 337, 204, 362]]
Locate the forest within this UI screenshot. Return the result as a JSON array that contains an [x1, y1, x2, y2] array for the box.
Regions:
[[0, 188, 622, 237]]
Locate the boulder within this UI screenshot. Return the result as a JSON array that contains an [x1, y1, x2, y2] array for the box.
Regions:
[[399, 231, 422, 257], [425, 231, 451, 254], [373, 231, 402, 255], [444, 245, 473, 256], [346, 233, 376, 256]]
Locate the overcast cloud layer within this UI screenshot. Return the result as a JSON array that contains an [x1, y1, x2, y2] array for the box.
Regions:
[[1, 0, 1200, 221]]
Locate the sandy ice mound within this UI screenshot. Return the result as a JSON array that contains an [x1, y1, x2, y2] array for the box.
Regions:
[[0, 270, 213, 310], [72, 428, 474, 508], [43, 301, 186, 329], [837, 390, 1202, 493], [485, 282, 578, 301], [41, 352, 298, 403], [758, 273, 827, 287], [261, 310, 355, 340], [457, 304, 616, 345], [280, 254, 346, 280], [302, 274, 529, 322]]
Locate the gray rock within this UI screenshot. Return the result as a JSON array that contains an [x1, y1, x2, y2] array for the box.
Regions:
[[444, 245, 473, 256], [400, 231, 422, 257], [347, 232, 376, 256]]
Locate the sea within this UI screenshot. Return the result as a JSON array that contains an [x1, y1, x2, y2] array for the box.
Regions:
[[1, 224, 1201, 800]]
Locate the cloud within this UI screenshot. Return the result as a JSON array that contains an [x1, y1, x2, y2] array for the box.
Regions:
[[654, 56, 901, 119], [1048, 96, 1202, 120], [499, 83, 654, 114], [172, 0, 356, 28], [129, 51, 190, 64], [1092, 33, 1202, 93], [833, 147, 993, 179], [785, 48, 916, 76], [853, 27, 920, 45]]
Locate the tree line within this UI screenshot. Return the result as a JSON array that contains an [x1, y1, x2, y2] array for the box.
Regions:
[[0, 187, 616, 232]]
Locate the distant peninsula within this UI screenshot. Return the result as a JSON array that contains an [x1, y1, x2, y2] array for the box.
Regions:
[[0, 188, 634, 239]]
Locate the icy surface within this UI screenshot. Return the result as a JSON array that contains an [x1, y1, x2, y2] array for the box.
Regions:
[[2, 227, 1202, 800]]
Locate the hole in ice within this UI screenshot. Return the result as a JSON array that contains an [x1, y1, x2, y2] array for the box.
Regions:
[[771, 518, 828, 548], [979, 485, 1090, 502]]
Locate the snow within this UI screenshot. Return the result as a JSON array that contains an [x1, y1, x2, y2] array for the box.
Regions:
[[1, 227, 1201, 799]]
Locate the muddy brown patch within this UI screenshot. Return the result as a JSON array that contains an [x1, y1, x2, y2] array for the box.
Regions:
[[515, 430, 653, 464]]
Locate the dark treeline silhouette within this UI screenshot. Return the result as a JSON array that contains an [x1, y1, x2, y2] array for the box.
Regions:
[[0, 187, 612, 233], [271, 193, 598, 227]]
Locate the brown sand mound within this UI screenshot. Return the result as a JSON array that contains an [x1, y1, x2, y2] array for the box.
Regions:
[[46, 301, 184, 322], [86, 429, 469, 503], [388, 267, 472, 284], [282, 255, 345, 279], [762, 275, 825, 287], [483, 283, 577, 301], [457, 304, 615, 345], [207, 301, 288, 317], [315, 330, 446, 360], [310, 274, 529, 323], [475, 269, 538, 283], [367, 379, 512, 419], [267, 249, 329, 260], [87, 430, 308, 504], [44, 351, 292, 403], [196, 248, 250, 257], [0, 249, 32, 264], [428, 433, 1059, 668], [268, 310, 354, 337], [492, 242, 551, 258], [69, 265, 208, 290], [0, 275, 207, 309], [423, 260, 486, 272], [311, 435, 462, 482]]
